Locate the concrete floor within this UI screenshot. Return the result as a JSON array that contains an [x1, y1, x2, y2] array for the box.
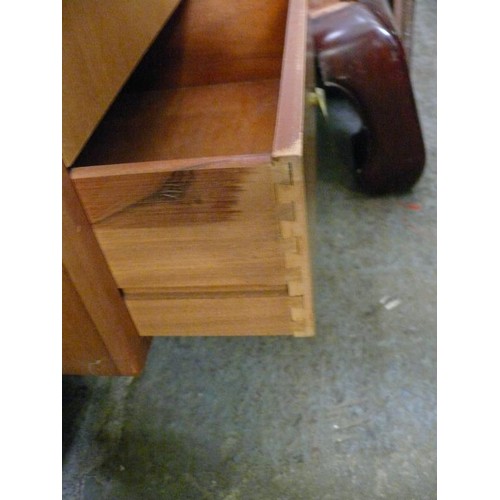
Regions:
[[63, 1, 436, 498]]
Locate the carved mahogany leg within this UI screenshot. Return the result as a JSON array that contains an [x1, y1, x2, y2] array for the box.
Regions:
[[310, 1, 425, 194]]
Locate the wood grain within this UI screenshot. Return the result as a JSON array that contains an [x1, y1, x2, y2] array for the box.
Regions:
[[66, 0, 314, 338], [62, 0, 181, 167], [122, 0, 288, 91], [72, 159, 288, 290], [62, 165, 151, 374], [125, 294, 298, 336], [74, 79, 280, 167], [71, 154, 271, 222]]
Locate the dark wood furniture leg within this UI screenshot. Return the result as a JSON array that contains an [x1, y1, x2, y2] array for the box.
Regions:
[[310, 0, 425, 194]]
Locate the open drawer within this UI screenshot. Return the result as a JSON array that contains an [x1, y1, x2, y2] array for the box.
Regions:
[[69, 0, 315, 337]]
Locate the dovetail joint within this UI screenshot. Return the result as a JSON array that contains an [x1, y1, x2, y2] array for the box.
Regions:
[[273, 159, 310, 336]]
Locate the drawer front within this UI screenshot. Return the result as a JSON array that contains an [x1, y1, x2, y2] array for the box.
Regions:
[[125, 293, 303, 336], [72, 157, 289, 291]]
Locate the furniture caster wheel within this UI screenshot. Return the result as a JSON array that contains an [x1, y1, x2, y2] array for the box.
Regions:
[[310, 0, 425, 195]]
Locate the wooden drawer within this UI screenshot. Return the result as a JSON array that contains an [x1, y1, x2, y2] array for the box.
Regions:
[[69, 0, 315, 337], [125, 293, 304, 336]]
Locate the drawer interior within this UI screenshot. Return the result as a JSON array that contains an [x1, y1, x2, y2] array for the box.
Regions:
[[68, 0, 314, 336], [73, 0, 289, 168]]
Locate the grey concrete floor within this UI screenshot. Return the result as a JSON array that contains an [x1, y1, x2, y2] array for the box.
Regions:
[[63, 1, 436, 498]]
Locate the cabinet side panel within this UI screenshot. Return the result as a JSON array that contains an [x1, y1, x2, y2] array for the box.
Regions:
[[63, 165, 151, 374], [63, 266, 120, 376]]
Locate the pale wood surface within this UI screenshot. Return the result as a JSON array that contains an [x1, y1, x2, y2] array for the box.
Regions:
[[74, 79, 280, 167], [63, 266, 120, 375], [274, 158, 316, 337], [62, 165, 151, 374], [62, 0, 181, 167], [125, 294, 297, 336], [72, 159, 289, 290], [71, 154, 271, 222]]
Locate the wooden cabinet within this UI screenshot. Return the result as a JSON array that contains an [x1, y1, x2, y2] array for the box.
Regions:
[[63, 0, 315, 373], [63, 164, 151, 375]]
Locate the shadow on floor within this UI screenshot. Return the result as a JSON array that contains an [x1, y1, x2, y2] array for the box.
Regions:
[[63, 376, 92, 459], [315, 87, 365, 194]]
